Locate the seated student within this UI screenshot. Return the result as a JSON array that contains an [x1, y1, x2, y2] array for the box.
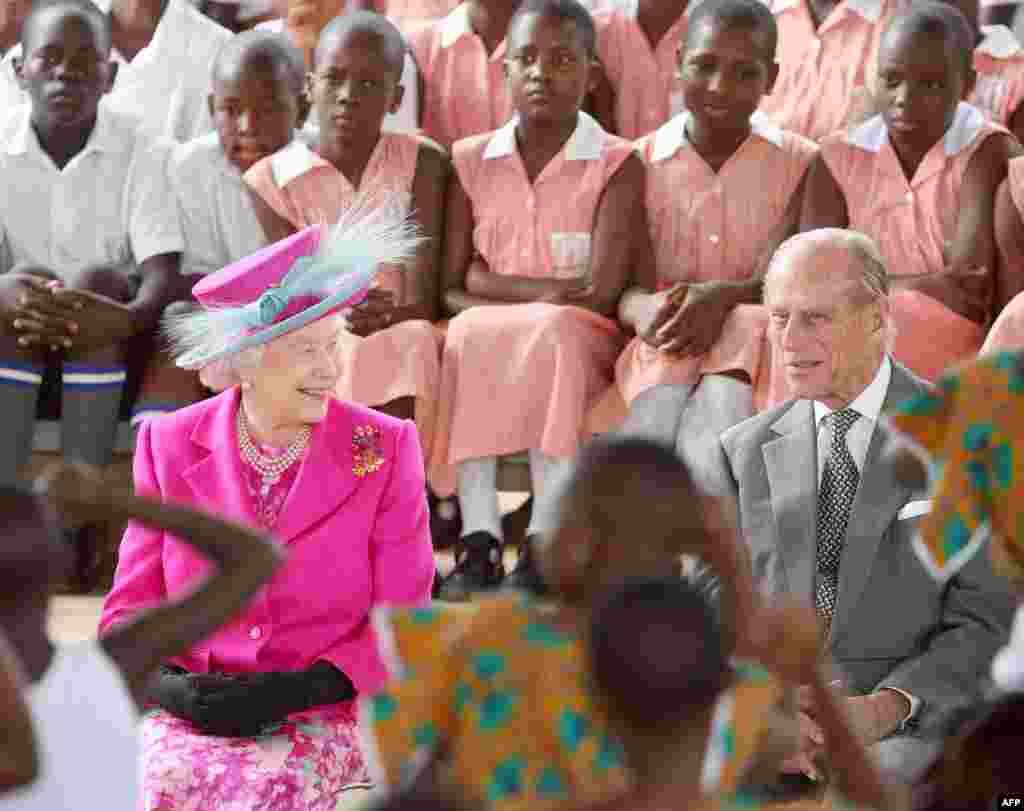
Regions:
[[799, 2, 1018, 385], [130, 30, 306, 424], [593, 0, 690, 140], [431, 0, 644, 598], [0, 1, 183, 488], [1, 466, 280, 810], [363, 437, 769, 811], [981, 155, 1024, 351], [758, 0, 901, 141], [0, 631, 37, 796], [582, 579, 903, 811], [3, 0, 233, 141], [245, 12, 448, 463], [605, 0, 817, 466], [959, 0, 1024, 144], [259, 0, 421, 134]]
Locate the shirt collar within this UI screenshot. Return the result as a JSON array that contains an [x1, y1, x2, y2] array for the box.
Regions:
[[977, 25, 1023, 60], [483, 111, 607, 161], [844, 103, 985, 157], [3, 103, 129, 159], [813, 355, 892, 429], [772, 0, 883, 23], [268, 138, 330, 188], [650, 109, 785, 162]]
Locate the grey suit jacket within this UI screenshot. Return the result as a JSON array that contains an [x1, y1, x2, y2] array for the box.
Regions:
[[718, 360, 1014, 745]]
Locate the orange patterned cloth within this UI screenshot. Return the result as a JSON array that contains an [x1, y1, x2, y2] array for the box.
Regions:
[[887, 351, 1024, 581], [362, 596, 785, 810]]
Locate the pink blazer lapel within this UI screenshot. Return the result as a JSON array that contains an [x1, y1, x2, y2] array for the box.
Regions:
[[182, 388, 256, 526], [273, 398, 361, 545]]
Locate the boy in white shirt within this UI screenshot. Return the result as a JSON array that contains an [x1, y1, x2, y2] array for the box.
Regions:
[[0, 1, 182, 503], [132, 29, 305, 420]]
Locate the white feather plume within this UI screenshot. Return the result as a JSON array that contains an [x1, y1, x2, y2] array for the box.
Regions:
[[164, 191, 423, 369]]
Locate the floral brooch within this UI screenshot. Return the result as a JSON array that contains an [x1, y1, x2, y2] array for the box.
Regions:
[[352, 425, 385, 477]]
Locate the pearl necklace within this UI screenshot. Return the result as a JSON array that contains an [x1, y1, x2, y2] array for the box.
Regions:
[[237, 408, 311, 496]]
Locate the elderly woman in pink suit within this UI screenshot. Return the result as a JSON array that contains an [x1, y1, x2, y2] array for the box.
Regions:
[[98, 203, 436, 811]]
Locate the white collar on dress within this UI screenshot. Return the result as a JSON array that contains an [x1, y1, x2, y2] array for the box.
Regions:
[[482, 111, 607, 161], [650, 109, 784, 162], [440, 4, 474, 48], [269, 139, 328, 188], [772, 0, 883, 23], [3, 103, 132, 158], [844, 102, 986, 157], [977, 24, 1023, 60], [813, 355, 892, 428]]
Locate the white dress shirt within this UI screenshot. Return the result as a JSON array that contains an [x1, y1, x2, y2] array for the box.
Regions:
[[169, 131, 270, 277], [0, 104, 184, 278], [3, 0, 232, 142], [812, 355, 920, 726]]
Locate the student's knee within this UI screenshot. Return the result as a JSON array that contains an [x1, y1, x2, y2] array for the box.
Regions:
[[67, 266, 136, 303], [66, 341, 126, 365], [0, 331, 49, 367]]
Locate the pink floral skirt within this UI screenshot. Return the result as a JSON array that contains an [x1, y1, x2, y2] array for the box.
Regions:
[[139, 703, 371, 811]]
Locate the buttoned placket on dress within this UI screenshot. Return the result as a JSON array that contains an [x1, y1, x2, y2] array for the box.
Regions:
[[505, 145, 567, 274]]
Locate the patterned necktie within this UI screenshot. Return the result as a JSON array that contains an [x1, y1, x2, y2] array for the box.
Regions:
[[815, 408, 861, 630]]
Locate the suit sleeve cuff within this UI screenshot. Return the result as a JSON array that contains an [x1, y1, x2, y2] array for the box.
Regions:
[[879, 687, 921, 730]]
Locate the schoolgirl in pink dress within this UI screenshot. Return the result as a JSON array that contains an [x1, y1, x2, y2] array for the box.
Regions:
[[245, 12, 449, 462], [599, 0, 818, 436], [593, 0, 690, 140], [799, 2, 1016, 386], [432, 0, 645, 599], [408, 1, 517, 147], [759, 0, 901, 141]]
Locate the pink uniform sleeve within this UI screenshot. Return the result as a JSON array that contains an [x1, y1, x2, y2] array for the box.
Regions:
[[97, 420, 168, 637], [318, 420, 435, 694], [242, 156, 305, 230]]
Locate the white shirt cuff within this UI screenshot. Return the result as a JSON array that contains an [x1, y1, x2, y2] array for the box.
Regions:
[[879, 687, 920, 730]]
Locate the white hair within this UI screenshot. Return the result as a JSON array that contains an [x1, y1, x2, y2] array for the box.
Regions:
[[765, 228, 896, 350], [199, 345, 265, 392]]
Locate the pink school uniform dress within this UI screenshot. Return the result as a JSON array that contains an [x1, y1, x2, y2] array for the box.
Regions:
[[590, 112, 818, 431], [816, 103, 1003, 383], [409, 3, 515, 149], [982, 157, 1024, 354], [759, 0, 899, 141], [100, 392, 436, 810], [970, 25, 1024, 128], [428, 112, 632, 497], [594, 5, 689, 140], [244, 135, 443, 461]]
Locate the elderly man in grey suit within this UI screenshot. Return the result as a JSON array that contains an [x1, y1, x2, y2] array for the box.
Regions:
[[715, 228, 1014, 783]]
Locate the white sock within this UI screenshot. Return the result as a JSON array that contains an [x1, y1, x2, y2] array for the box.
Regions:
[[526, 449, 574, 539], [456, 456, 502, 540]]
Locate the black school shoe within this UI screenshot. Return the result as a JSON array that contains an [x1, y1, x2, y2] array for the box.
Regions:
[[503, 533, 547, 596], [438, 531, 505, 602]]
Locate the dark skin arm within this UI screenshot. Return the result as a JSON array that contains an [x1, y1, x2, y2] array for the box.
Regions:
[[1008, 102, 1024, 150], [801, 137, 1019, 324], [0, 632, 37, 794], [37, 463, 282, 710], [347, 144, 450, 335], [994, 173, 1024, 316], [448, 154, 645, 318], [633, 164, 813, 356]]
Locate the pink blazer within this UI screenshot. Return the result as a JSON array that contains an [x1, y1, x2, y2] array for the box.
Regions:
[[98, 388, 435, 694]]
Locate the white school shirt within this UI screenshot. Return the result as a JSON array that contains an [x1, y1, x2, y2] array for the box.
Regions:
[[0, 104, 184, 279], [812, 354, 920, 725], [0, 48, 23, 119], [255, 18, 421, 136], [170, 131, 271, 277], [4, 0, 232, 142], [6, 642, 140, 811]]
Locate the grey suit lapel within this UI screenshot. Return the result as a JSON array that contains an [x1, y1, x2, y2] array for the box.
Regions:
[[829, 362, 928, 645], [763, 400, 818, 597]]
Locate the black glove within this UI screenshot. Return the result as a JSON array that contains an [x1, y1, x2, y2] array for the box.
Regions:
[[155, 662, 357, 738], [148, 665, 248, 735]]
